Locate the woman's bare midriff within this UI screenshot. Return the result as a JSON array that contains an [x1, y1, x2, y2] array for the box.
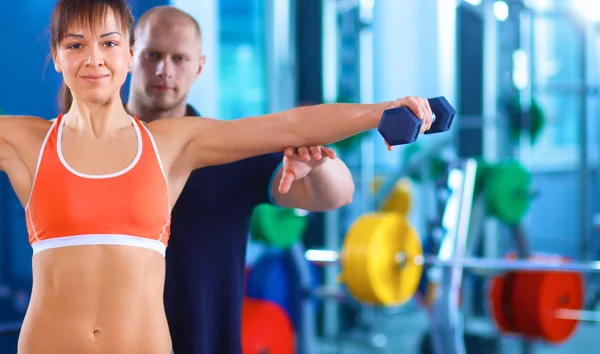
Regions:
[[17, 245, 172, 354]]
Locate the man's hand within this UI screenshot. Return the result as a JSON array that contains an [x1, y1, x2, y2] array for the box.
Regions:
[[277, 145, 337, 194]]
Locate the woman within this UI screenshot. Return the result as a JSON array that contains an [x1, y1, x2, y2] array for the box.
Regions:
[[0, 0, 433, 353]]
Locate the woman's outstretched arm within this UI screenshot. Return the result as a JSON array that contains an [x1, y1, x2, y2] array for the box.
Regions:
[[158, 96, 432, 170]]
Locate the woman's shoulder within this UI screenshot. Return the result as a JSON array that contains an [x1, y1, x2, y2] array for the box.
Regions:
[[1, 115, 54, 130], [27, 115, 56, 131]]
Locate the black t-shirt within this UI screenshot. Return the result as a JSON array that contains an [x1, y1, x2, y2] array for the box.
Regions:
[[164, 105, 283, 354]]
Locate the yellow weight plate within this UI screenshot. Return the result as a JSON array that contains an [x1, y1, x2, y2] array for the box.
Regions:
[[340, 212, 423, 306], [379, 178, 413, 215]]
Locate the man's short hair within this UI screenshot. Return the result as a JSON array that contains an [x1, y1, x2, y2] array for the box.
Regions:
[[134, 6, 202, 41]]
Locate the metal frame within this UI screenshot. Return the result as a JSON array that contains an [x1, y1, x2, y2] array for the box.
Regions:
[[427, 158, 479, 354]]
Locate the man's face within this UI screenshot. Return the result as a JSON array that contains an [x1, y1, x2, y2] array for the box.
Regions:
[[131, 18, 204, 111]]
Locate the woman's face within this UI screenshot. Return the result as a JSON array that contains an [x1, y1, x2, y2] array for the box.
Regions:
[[53, 8, 133, 107]]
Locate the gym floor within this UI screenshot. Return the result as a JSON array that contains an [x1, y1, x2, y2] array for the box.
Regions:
[[315, 301, 600, 354]]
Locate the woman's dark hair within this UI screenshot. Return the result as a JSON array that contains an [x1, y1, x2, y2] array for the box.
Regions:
[[50, 0, 135, 112]]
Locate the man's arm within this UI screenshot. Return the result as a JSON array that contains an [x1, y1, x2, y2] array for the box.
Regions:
[[270, 156, 354, 211], [252, 147, 354, 212]]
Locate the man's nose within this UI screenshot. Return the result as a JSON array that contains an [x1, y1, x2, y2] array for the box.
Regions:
[[156, 59, 173, 78]]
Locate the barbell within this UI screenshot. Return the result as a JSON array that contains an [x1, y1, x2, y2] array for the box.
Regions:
[[304, 211, 600, 343]]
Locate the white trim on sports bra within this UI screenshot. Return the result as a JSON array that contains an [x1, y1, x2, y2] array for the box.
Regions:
[[25, 119, 58, 211], [56, 114, 143, 179], [31, 234, 167, 256]]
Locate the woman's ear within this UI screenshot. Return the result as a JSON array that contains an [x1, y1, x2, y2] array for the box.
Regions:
[[128, 44, 135, 72], [54, 61, 62, 73], [51, 49, 61, 73]]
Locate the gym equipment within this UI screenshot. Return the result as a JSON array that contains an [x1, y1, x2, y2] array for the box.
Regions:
[[378, 96, 456, 146], [245, 251, 299, 328], [419, 331, 500, 354], [305, 211, 600, 305], [379, 177, 413, 214], [339, 212, 423, 306], [250, 204, 309, 249], [506, 95, 546, 145], [489, 270, 584, 344], [401, 142, 450, 182], [483, 160, 534, 225], [416, 235, 437, 308], [241, 297, 295, 354], [245, 250, 321, 330]]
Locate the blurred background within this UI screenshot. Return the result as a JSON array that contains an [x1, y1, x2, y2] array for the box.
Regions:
[[1, 0, 600, 353]]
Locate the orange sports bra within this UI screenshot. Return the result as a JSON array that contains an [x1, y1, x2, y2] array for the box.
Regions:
[[25, 114, 171, 256]]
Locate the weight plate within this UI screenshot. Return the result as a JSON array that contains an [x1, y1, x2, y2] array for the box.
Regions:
[[250, 204, 308, 249], [380, 178, 413, 215], [488, 274, 513, 333], [241, 297, 295, 354], [527, 272, 545, 338], [245, 252, 293, 321], [484, 160, 532, 225], [535, 271, 584, 344], [509, 272, 526, 335], [514, 271, 540, 337], [340, 212, 423, 306]]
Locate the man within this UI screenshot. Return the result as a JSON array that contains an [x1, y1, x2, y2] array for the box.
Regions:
[[126, 6, 355, 354]]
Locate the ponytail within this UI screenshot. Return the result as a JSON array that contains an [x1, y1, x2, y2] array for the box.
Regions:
[[59, 82, 73, 113]]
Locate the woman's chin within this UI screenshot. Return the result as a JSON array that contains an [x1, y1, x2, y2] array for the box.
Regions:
[[78, 90, 121, 106]]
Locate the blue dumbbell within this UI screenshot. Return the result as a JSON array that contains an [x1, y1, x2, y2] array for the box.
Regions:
[[377, 96, 456, 146]]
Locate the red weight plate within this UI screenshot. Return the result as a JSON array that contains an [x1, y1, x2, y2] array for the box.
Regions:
[[488, 275, 512, 333], [503, 271, 521, 333], [536, 271, 584, 344], [241, 297, 295, 354], [522, 271, 544, 339], [508, 271, 530, 334]]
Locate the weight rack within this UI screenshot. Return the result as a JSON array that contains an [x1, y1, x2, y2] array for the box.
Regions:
[[425, 157, 542, 354], [288, 157, 483, 354], [426, 158, 479, 354]]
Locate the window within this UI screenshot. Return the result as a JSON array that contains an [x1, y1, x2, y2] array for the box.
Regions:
[[519, 8, 598, 170], [218, 0, 269, 119]]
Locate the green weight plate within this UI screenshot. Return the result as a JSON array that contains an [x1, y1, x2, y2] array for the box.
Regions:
[[484, 160, 532, 225], [529, 98, 545, 144], [506, 96, 546, 146], [250, 204, 309, 249]]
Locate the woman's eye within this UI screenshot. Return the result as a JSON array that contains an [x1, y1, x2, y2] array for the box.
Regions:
[[104, 41, 117, 47], [68, 43, 81, 50]]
